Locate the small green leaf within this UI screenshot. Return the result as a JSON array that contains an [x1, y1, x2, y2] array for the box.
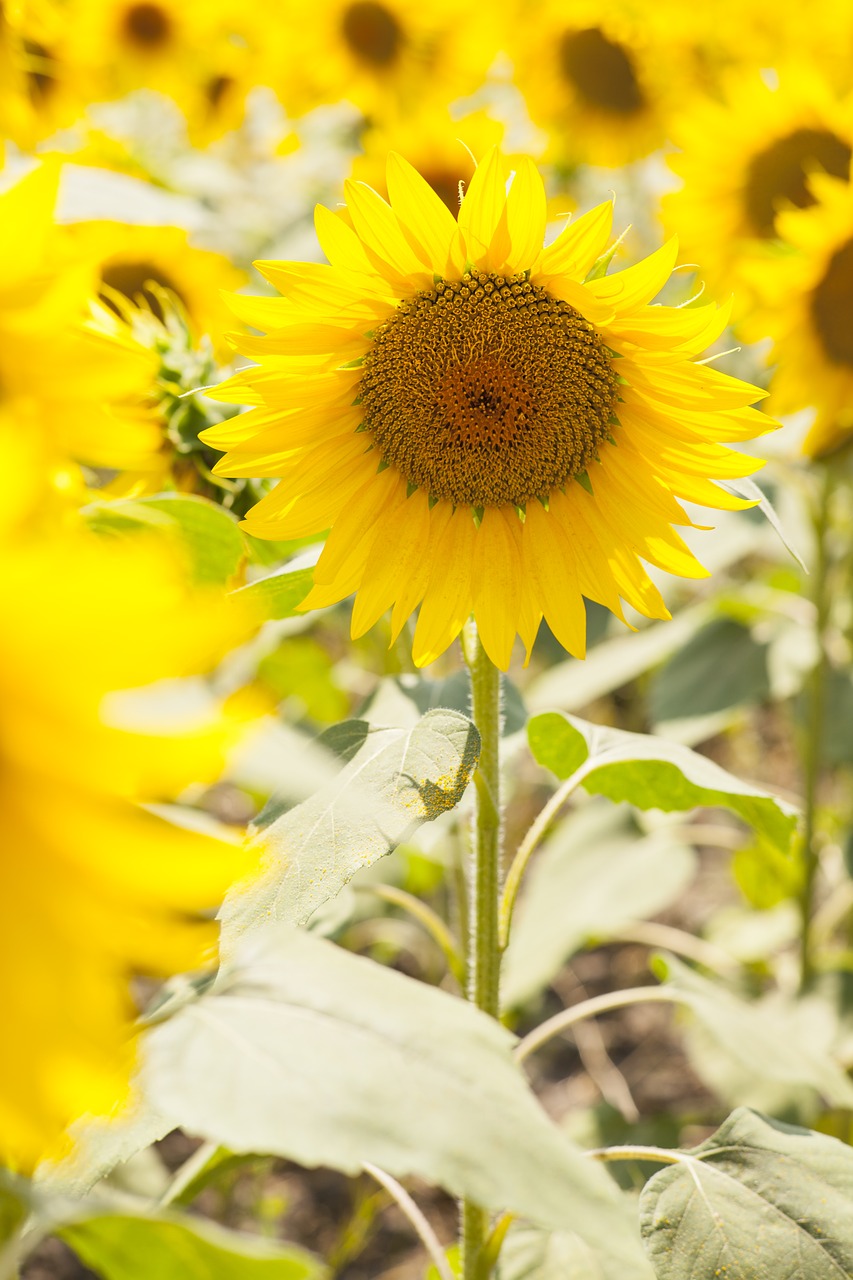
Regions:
[[527, 712, 798, 853], [141, 926, 638, 1242], [85, 494, 245, 586], [221, 709, 480, 946], [229, 567, 313, 620], [640, 1108, 853, 1279], [60, 1213, 324, 1280]]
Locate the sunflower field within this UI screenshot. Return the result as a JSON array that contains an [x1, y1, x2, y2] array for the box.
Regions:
[[4, 1, 853, 1276]]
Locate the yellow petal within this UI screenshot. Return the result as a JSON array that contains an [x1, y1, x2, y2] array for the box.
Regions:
[[458, 146, 510, 270], [523, 501, 586, 659], [344, 179, 435, 289], [471, 507, 522, 670], [504, 157, 547, 275], [351, 486, 431, 637], [412, 508, 476, 666], [386, 151, 463, 278], [586, 237, 678, 311], [537, 200, 614, 279]]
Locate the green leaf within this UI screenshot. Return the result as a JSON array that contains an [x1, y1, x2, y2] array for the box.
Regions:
[[640, 1108, 853, 1279], [527, 712, 798, 853], [0, 1172, 28, 1246], [85, 495, 245, 586], [503, 806, 696, 1009], [721, 476, 808, 570], [654, 954, 853, 1111], [649, 618, 770, 725], [36, 1101, 174, 1197], [59, 1213, 324, 1280], [500, 1214, 654, 1280], [229, 567, 314, 621], [141, 925, 635, 1241], [220, 709, 479, 947]]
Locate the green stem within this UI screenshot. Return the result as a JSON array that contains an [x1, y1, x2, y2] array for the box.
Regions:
[[460, 619, 503, 1280], [800, 465, 833, 990]]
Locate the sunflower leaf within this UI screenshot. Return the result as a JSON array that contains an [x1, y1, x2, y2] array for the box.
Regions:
[[141, 925, 637, 1241], [84, 494, 245, 586], [228, 566, 314, 620], [59, 1212, 324, 1280], [500, 1215, 654, 1280], [639, 1108, 853, 1280], [720, 476, 808, 571], [220, 709, 479, 947], [528, 711, 798, 851]]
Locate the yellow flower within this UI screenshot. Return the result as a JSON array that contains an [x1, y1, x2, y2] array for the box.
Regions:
[[202, 150, 772, 670], [510, 0, 699, 168], [268, 0, 496, 119], [0, 508, 254, 1169], [0, 0, 87, 153], [0, 163, 161, 505], [663, 66, 853, 308], [65, 218, 245, 354], [745, 172, 853, 459]]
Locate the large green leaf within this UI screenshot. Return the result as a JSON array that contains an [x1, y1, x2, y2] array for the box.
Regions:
[[229, 567, 314, 621], [84, 494, 245, 586], [640, 1108, 853, 1279], [141, 925, 633, 1240], [60, 1213, 324, 1280], [220, 710, 479, 946], [503, 805, 696, 1008], [528, 712, 798, 853], [500, 1214, 654, 1280], [654, 954, 853, 1110]]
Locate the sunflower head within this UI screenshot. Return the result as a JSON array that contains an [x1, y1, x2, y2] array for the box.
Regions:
[[203, 148, 774, 670]]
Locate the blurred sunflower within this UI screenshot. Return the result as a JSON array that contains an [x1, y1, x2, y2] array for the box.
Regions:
[[510, 0, 696, 168], [0, 163, 161, 500], [270, 0, 496, 119], [203, 149, 773, 670], [664, 67, 853, 304], [0, 511, 254, 1169], [747, 173, 853, 459], [61, 0, 258, 141], [65, 219, 244, 353], [0, 0, 85, 152], [350, 107, 508, 215]]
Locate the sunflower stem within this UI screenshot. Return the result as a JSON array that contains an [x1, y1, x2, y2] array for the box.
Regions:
[[460, 619, 503, 1280], [799, 464, 834, 990]]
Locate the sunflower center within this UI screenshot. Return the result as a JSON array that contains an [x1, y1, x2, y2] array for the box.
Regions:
[[100, 260, 182, 322], [358, 271, 618, 508], [744, 128, 852, 237], [23, 39, 56, 102], [811, 237, 853, 367], [558, 27, 644, 114], [341, 1, 403, 66], [122, 2, 172, 49]]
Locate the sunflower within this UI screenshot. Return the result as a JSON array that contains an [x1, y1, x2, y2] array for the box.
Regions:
[[0, 0, 86, 153], [268, 0, 497, 120], [0, 164, 164, 499], [0, 506, 254, 1168], [745, 173, 853, 459], [509, 0, 699, 169], [65, 218, 244, 353], [202, 149, 772, 671], [663, 67, 853, 307]]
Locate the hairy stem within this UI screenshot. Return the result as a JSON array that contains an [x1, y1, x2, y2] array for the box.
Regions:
[[460, 620, 503, 1280], [800, 464, 833, 989]]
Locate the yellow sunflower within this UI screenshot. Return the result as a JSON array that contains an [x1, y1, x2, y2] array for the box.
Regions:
[[202, 149, 772, 671], [65, 219, 244, 353], [268, 0, 497, 120], [0, 163, 167, 499], [0, 0, 87, 154], [0, 508, 254, 1169], [745, 173, 853, 459], [509, 0, 700, 169], [663, 66, 853, 307]]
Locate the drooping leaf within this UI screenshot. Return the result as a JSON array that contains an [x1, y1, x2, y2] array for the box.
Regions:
[[141, 926, 633, 1241], [221, 709, 479, 946], [721, 476, 807, 570], [640, 1108, 853, 1279], [654, 954, 853, 1110], [84, 494, 245, 586], [59, 1212, 324, 1280], [503, 805, 696, 1008], [229, 567, 314, 621], [649, 618, 770, 725], [528, 712, 798, 853], [500, 1213, 654, 1280]]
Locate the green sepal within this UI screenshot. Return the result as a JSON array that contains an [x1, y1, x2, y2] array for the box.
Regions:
[[428, 494, 440, 510], [575, 471, 594, 495], [406, 481, 419, 498], [340, 356, 364, 369], [377, 458, 390, 473], [472, 506, 484, 527]]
